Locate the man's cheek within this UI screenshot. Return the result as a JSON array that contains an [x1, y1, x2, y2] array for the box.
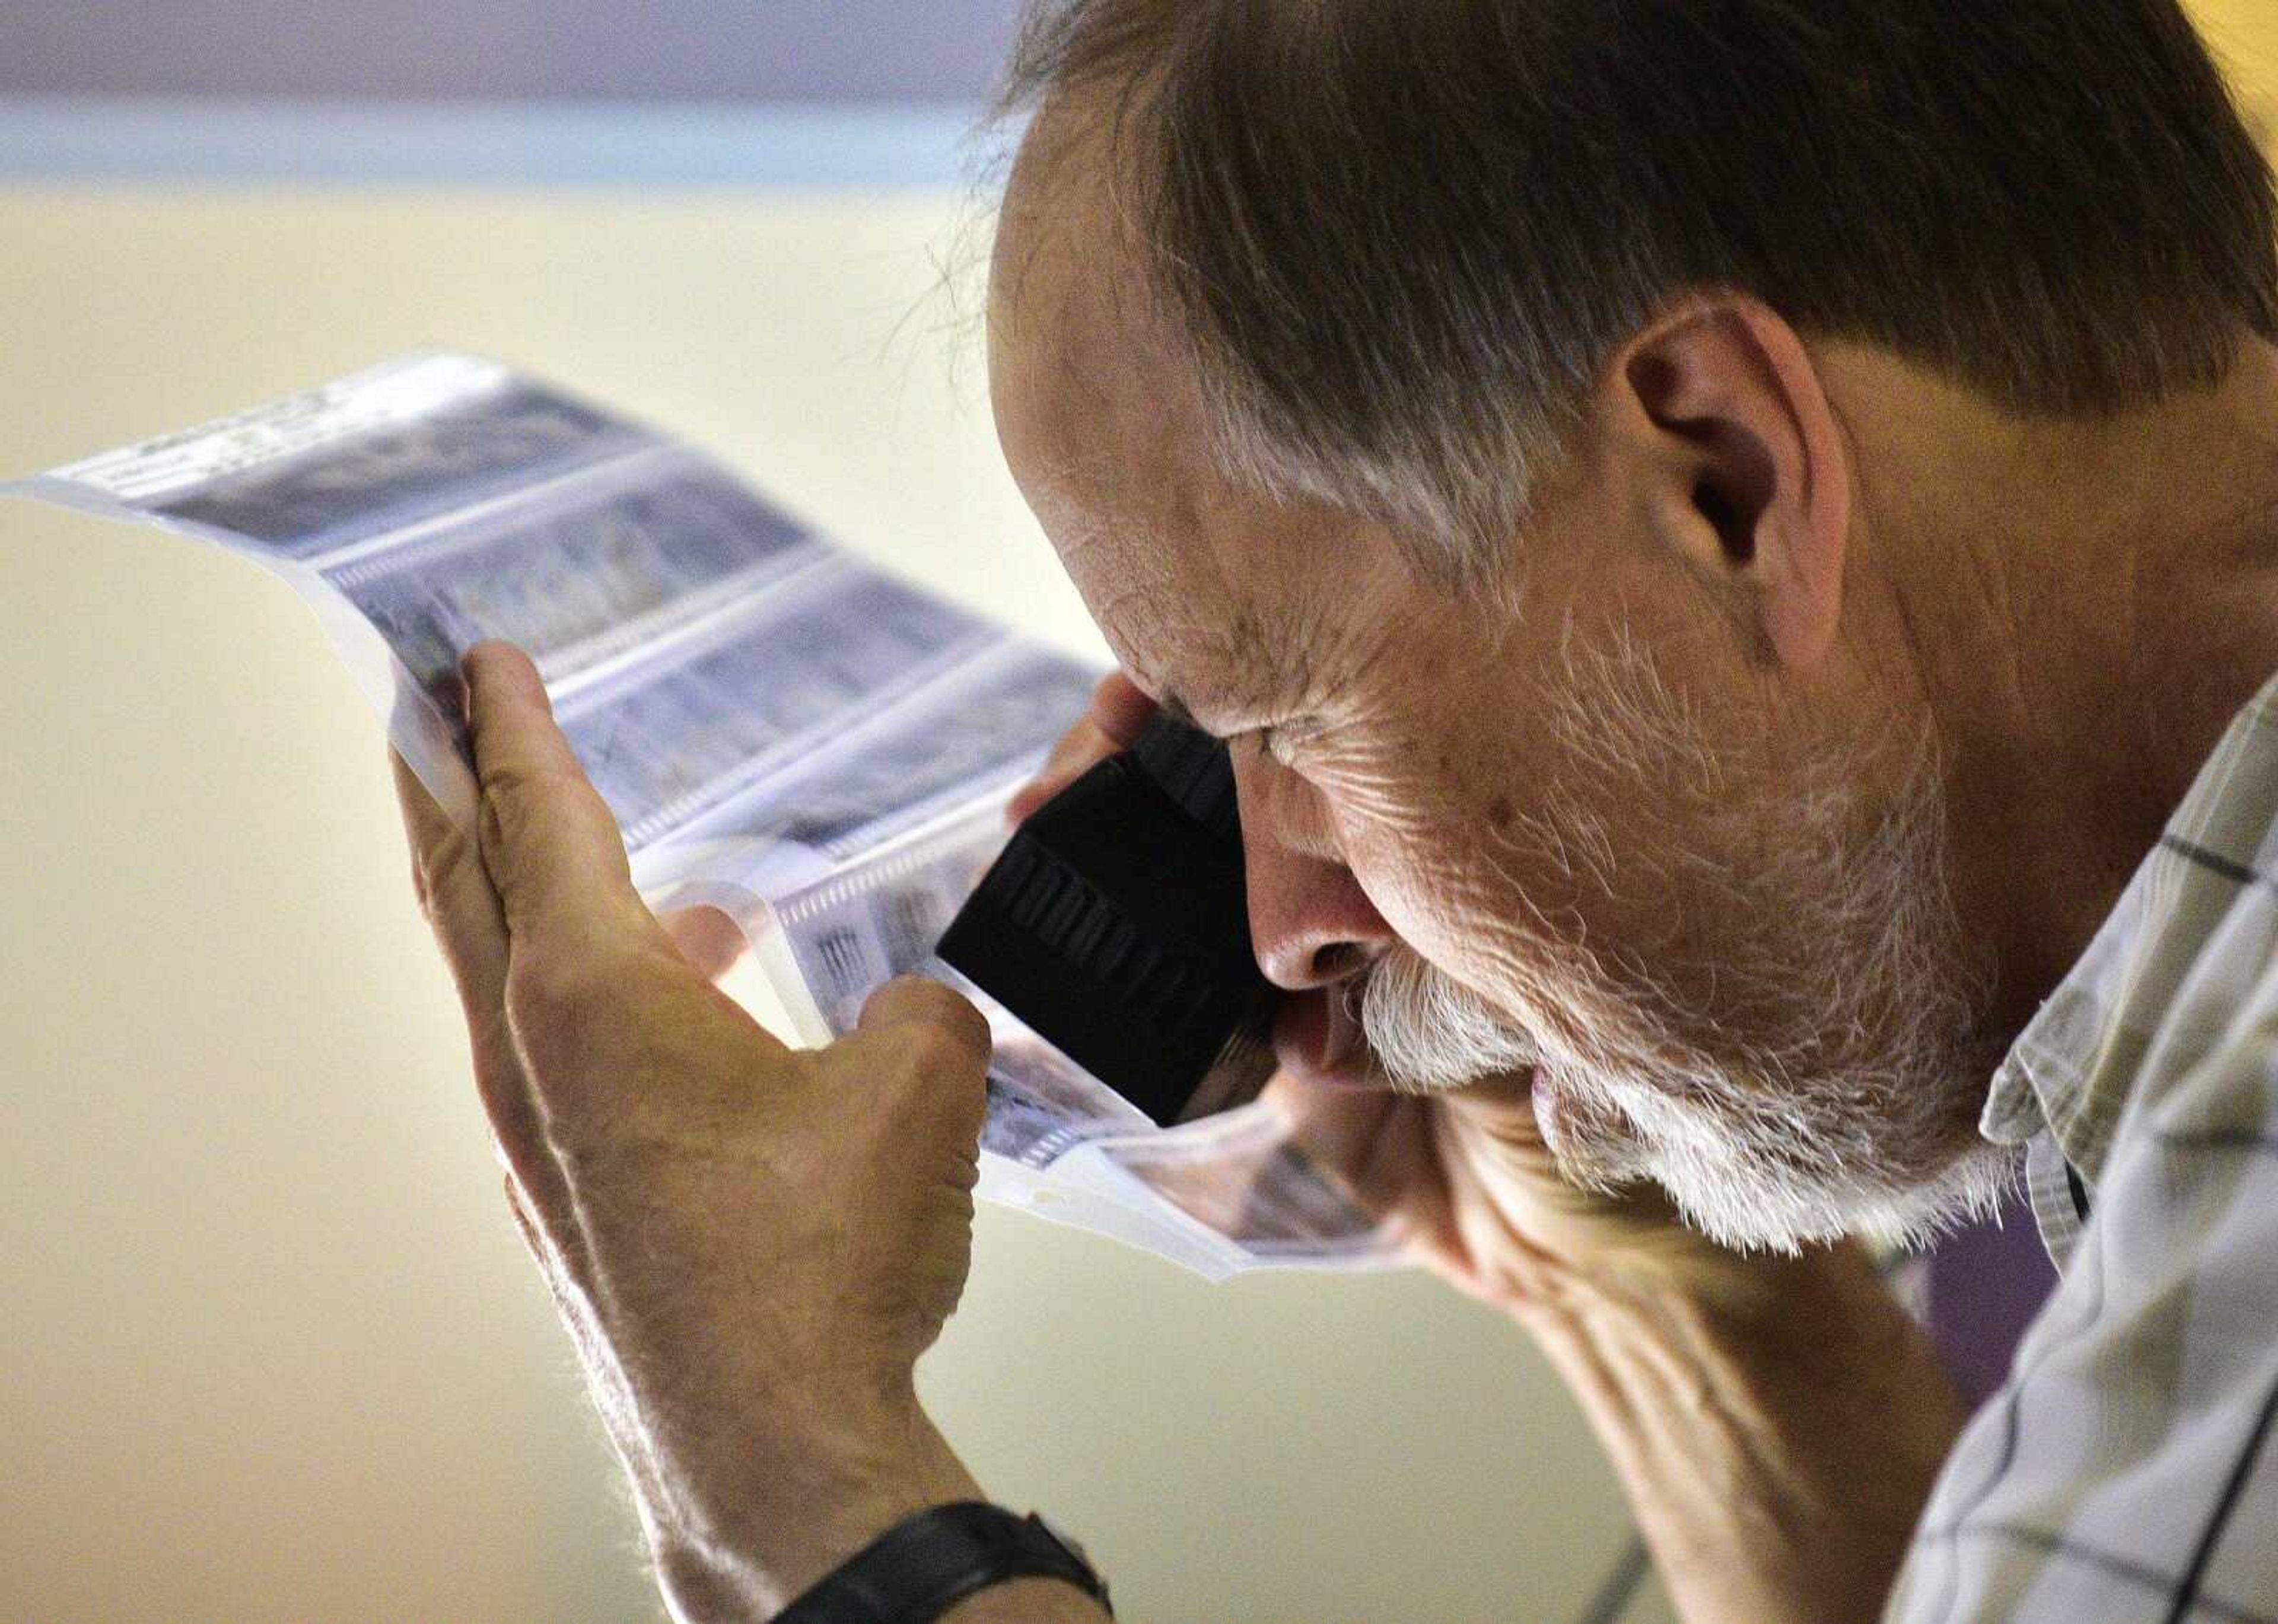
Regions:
[[1341, 829, 1507, 986]]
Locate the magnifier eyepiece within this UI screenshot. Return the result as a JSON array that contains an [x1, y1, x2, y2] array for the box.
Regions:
[[937, 712, 1278, 1126]]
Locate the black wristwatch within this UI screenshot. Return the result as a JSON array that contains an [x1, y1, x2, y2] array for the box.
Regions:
[[774, 1502, 1113, 1623]]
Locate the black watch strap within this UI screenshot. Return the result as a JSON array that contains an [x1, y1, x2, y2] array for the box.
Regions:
[[774, 1502, 1113, 1623]]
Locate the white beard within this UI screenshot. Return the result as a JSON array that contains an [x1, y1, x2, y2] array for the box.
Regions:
[[1354, 628, 2016, 1254]]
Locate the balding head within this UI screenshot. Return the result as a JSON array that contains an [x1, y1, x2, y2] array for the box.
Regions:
[[979, 1, 2278, 1252]]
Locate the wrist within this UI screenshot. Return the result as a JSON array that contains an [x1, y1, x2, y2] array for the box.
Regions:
[[1520, 1240, 1962, 1620], [653, 1395, 987, 1619], [1523, 1238, 1956, 1448], [1512, 1225, 1879, 1341]]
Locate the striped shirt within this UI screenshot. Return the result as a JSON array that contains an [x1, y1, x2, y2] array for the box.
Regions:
[[1887, 673, 2278, 1622]]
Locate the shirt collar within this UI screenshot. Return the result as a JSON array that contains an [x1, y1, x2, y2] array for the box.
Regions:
[[1978, 669, 2278, 1261]]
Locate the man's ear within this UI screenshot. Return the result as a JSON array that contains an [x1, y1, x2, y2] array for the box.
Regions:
[[1611, 297, 1852, 672]]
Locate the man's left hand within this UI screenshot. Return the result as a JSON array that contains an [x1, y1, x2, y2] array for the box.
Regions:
[[394, 642, 997, 1616]]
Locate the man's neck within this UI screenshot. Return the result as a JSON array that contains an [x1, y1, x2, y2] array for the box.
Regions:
[[1840, 337, 2278, 1043]]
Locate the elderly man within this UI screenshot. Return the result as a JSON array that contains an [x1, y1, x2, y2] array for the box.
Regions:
[[396, 1, 2278, 1619]]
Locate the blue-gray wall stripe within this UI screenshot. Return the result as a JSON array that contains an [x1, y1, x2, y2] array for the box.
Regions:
[[0, 98, 997, 188]]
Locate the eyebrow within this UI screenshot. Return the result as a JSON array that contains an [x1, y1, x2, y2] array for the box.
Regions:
[[1151, 614, 1318, 739]]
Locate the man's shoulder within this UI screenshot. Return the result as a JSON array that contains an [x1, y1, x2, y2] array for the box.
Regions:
[[1889, 938, 2278, 1622]]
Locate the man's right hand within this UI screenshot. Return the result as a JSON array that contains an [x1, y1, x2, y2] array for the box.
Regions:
[[1014, 673, 1964, 1623], [1262, 1066, 1769, 1322]]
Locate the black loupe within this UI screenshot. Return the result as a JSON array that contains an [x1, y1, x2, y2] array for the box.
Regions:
[[937, 712, 1279, 1126]]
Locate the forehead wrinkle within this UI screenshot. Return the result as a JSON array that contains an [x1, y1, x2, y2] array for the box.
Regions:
[[1029, 465, 1242, 707], [1042, 443, 1284, 717], [1231, 513, 1420, 728], [1116, 556, 1307, 730], [1156, 496, 1353, 728], [1043, 402, 1413, 735]]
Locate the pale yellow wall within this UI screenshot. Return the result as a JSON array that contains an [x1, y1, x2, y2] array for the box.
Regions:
[[0, 189, 1669, 1624], [2191, 0, 2278, 140]]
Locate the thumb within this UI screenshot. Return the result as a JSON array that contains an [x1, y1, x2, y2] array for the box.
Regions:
[[857, 975, 994, 1069], [849, 977, 994, 1148]]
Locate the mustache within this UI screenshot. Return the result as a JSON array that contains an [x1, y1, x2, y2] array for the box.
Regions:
[[1349, 948, 1540, 1093], [1345, 949, 1679, 1199]]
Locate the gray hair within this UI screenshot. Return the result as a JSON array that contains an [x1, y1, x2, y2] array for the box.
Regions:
[[1000, 0, 2278, 578]]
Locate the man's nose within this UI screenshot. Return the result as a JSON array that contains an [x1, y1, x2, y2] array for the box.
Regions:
[[1235, 754, 1395, 991]]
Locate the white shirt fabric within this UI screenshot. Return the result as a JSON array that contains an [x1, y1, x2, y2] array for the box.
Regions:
[[1886, 673, 2278, 1622]]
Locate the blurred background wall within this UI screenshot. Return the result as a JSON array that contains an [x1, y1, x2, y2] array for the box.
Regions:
[[0, 0, 1025, 103], [0, 5, 2271, 1623], [2, 0, 2268, 112]]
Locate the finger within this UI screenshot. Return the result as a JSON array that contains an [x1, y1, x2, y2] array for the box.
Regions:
[[857, 975, 994, 1069], [1006, 674, 1159, 823], [461, 642, 661, 953], [1006, 722, 1116, 823], [847, 977, 994, 1152], [1267, 1073, 1463, 1263], [393, 750, 587, 1266], [1087, 670, 1158, 747], [1266, 1074, 1401, 1206], [1442, 1071, 1558, 1173], [662, 905, 750, 982]]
